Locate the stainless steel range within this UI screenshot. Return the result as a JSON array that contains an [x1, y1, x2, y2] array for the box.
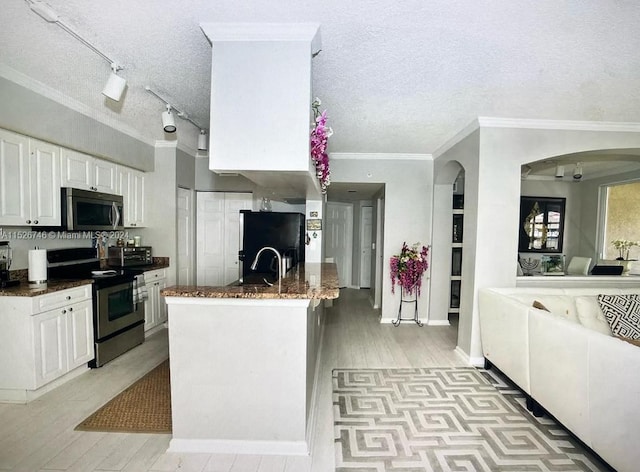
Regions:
[[47, 248, 145, 367]]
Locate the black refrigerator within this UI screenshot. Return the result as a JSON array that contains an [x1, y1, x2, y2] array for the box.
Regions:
[[239, 210, 305, 283]]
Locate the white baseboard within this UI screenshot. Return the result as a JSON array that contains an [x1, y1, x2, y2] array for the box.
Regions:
[[168, 438, 309, 455], [454, 346, 485, 367], [0, 364, 90, 404], [427, 320, 450, 326]]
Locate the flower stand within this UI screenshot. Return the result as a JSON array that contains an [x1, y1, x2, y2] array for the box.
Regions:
[[392, 286, 423, 327]]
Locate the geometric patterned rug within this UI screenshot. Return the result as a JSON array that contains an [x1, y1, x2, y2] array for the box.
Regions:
[[333, 367, 613, 471], [75, 360, 171, 434]]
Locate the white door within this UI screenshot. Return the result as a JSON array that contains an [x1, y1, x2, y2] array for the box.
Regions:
[[29, 138, 61, 227], [196, 192, 225, 285], [359, 206, 373, 288], [177, 188, 195, 285], [223, 194, 252, 285], [374, 197, 385, 309], [326, 202, 353, 288]]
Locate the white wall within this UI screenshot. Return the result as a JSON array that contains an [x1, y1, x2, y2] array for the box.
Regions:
[[436, 119, 640, 364], [0, 66, 154, 171], [330, 154, 433, 321], [202, 24, 320, 174], [144, 143, 179, 285]]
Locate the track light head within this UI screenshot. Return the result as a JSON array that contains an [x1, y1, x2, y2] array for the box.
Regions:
[[573, 162, 583, 181], [555, 164, 565, 178], [162, 105, 176, 133], [102, 64, 126, 101], [198, 129, 208, 151]]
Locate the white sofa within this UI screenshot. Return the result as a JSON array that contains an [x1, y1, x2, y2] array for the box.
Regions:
[[478, 287, 640, 472]]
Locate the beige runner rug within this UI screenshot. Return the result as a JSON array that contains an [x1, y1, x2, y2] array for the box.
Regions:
[[75, 360, 171, 434]]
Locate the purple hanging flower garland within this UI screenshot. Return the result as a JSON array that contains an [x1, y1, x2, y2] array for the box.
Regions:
[[390, 242, 430, 296], [310, 98, 332, 193]]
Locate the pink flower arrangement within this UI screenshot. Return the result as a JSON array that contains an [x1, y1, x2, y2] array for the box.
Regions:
[[310, 98, 332, 193], [390, 242, 430, 295]]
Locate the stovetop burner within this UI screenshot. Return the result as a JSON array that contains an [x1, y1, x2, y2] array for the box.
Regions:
[[47, 247, 143, 288]]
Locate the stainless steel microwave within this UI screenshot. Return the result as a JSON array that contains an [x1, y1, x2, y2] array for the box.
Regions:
[[61, 187, 124, 231]]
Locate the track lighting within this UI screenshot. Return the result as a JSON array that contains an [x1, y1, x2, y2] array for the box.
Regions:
[[198, 130, 208, 151], [573, 162, 583, 181], [145, 86, 207, 144], [162, 105, 176, 133], [555, 164, 565, 178], [28, 1, 126, 102], [102, 63, 127, 101]]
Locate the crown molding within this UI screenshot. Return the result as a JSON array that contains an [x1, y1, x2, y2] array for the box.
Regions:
[[330, 152, 432, 161], [477, 116, 640, 133], [0, 63, 156, 147], [201, 22, 321, 43]]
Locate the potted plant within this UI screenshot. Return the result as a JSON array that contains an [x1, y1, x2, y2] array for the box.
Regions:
[[390, 242, 430, 296]]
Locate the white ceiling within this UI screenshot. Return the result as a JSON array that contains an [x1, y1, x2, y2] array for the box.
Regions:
[[2, 1, 640, 157]]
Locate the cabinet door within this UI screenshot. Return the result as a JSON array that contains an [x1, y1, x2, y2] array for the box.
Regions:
[[66, 300, 94, 369], [0, 129, 30, 225], [61, 148, 93, 190], [144, 282, 158, 331], [118, 167, 145, 227], [156, 279, 167, 324], [29, 139, 61, 226], [33, 309, 68, 388], [131, 170, 145, 227], [93, 159, 117, 194]]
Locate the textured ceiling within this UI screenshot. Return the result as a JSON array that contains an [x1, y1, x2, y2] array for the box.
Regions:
[[2, 0, 640, 155]]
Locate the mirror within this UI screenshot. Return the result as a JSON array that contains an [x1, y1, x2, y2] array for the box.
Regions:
[[518, 196, 566, 253]]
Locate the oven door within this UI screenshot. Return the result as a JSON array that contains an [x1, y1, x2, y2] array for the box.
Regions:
[[95, 281, 144, 340]]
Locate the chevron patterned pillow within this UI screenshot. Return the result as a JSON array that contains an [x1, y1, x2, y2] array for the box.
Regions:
[[597, 294, 640, 340]]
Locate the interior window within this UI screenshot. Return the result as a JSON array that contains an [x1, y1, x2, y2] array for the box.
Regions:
[[602, 181, 640, 260]]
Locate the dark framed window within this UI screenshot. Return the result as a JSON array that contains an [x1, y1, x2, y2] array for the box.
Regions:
[[518, 196, 566, 253]]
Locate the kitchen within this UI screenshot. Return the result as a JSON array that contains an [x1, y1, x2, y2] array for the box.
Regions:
[[0, 14, 344, 465]]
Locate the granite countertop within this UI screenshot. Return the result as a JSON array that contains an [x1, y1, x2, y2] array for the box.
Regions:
[[162, 262, 339, 300], [0, 278, 93, 297], [0, 256, 170, 297]]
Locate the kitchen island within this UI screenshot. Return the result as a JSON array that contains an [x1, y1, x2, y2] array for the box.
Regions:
[[161, 262, 338, 455]]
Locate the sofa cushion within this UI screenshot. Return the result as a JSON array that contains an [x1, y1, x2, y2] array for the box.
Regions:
[[597, 294, 640, 339], [575, 296, 613, 336], [510, 294, 579, 323]]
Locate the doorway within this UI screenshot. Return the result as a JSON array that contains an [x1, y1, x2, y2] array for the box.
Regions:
[[325, 201, 354, 288]]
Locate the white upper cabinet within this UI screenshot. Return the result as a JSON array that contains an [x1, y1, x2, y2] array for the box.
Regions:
[[29, 138, 61, 226], [0, 129, 30, 225], [117, 167, 146, 227], [0, 129, 61, 226], [61, 148, 117, 194]]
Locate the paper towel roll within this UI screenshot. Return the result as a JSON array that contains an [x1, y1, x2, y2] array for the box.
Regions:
[[29, 249, 47, 287]]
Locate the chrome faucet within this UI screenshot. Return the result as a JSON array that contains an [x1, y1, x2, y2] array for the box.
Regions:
[[250, 246, 283, 292]]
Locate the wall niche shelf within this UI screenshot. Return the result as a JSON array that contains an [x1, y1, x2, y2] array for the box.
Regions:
[[450, 192, 464, 317]]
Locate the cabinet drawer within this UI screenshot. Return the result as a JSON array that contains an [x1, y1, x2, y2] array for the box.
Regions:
[[33, 285, 92, 314], [144, 268, 166, 282]]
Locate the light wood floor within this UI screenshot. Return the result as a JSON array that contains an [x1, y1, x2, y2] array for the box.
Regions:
[[0, 288, 463, 472]]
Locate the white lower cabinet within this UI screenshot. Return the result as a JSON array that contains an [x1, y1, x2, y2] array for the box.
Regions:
[[0, 285, 94, 402], [144, 268, 167, 332]]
